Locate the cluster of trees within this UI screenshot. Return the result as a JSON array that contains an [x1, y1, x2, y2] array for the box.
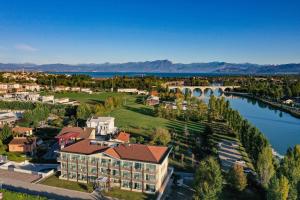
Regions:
[[37, 74, 92, 88], [0, 101, 35, 110], [76, 96, 124, 124], [272, 145, 300, 200], [22, 104, 50, 128], [237, 77, 300, 100], [155, 97, 207, 122], [193, 156, 223, 200], [150, 128, 171, 146], [0, 124, 12, 149], [208, 96, 269, 165]]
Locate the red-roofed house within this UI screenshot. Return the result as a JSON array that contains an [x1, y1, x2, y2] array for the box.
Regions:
[[56, 127, 95, 148], [110, 132, 130, 143], [58, 140, 171, 194]]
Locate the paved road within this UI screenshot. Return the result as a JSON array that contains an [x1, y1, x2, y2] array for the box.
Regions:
[[0, 177, 98, 200]]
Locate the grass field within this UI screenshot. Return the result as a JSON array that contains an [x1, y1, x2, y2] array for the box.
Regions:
[[103, 187, 155, 200], [48, 92, 206, 138], [39, 173, 93, 193], [0, 189, 47, 200]]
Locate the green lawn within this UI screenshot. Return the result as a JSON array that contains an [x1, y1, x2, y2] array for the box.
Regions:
[[1, 151, 27, 162], [103, 187, 155, 200], [0, 189, 47, 200], [39, 173, 93, 193], [47, 91, 131, 104]]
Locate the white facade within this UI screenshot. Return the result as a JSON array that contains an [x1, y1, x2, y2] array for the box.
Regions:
[[86, 117, 117, 135], [40, 95, 54, 103], [26, 93, 40, 101]]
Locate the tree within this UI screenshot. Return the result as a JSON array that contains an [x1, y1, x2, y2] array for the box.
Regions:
[[280, 145, 300, 200], [257, 146, 275, 188], [151, 128, 171, 146], [136, 136, 144, 144], [194, 156, 223, 200], [0, 124, 12, 144], [228, 163, 247, 191], [267, 176, 289, 200], [76, 103, 92, 121]]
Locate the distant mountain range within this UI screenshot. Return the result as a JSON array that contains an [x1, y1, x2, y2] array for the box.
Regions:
[[0, 60, 300, 74]]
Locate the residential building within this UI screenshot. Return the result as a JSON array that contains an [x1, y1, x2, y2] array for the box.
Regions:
[[0, 112, 18, 126], [117, 88, 139, 93], [26, 93, 40, 101], [58, 140, 171, 194], [8, 137, 37, 155], [23, 83, 40, 92], [56, 127, 96, 148], [12, 126, 33, 137], [55, 98, 70, 104], [40, 95, 54, 103], [146, 96, 160, 106], [110, 132, 130, 143], [81, 88, 93, 94], [55, 86, 70, 92], [86, 117, 117, 136], [71, 87, 81, 92], [0, 83, 8, 90]]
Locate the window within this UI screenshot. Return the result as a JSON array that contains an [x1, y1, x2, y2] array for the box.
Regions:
[[145, 174, 156, 182], [134, 162, 143, 170], [145, 164, 156, 172], [112, 169, 120, 176], [122, 180, 131, 188], [134, 172, 142, 180], [90, 157, 98, 165], [90, 167, 97, 174], [112, 160, 120, 167], [101, 159, 109, 166], [122, 171, 131, 179], [123, 161, 133, 169], [133, 182, 142, 190], [146, 184, 156, 192]]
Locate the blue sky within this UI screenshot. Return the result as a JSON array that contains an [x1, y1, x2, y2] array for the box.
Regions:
[[0, 0, 300, 64]]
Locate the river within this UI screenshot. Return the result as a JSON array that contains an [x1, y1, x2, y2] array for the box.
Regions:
[[194, 90, 300, 155]]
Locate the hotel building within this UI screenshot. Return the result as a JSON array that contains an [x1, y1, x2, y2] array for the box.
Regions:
[[58, 139, 171, 194]]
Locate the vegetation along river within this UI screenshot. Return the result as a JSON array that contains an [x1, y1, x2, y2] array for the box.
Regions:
[[195, 90, 300, 155]]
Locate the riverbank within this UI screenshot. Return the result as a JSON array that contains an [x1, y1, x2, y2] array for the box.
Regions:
[[225, 92, 300, 119]]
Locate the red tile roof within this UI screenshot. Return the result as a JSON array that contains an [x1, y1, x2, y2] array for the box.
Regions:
[[61, 139, 109, 155], [12, 127, 33, 133], [9, 137, 36, 145], [115, 132, 130, 143], [104, 144, 169, 164], [56, 127, 94, 139]]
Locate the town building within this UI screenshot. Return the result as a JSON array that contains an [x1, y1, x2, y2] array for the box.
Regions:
[[40, 95, 54, 103], [55, 98, 70, 104], [117, 88, 139, 93], [8, 137, 37, 155], [58, 140, 171, 194], [86, 117, 117, 136], [12, 126, 33, 137], [0, 112, 18, 126], [26, 93, 40, 101], [110, 132, 130, 143], [23, 83, 40, 92], [81, 88, 93, 94], [55, 127, 96, 149], [146, 96, 160, 106]]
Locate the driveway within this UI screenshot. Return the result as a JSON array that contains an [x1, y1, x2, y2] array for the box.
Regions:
[[0, 177, 98, 200]]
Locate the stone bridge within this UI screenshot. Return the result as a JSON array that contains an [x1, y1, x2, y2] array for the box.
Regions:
[[167, 85, 240, 97]]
